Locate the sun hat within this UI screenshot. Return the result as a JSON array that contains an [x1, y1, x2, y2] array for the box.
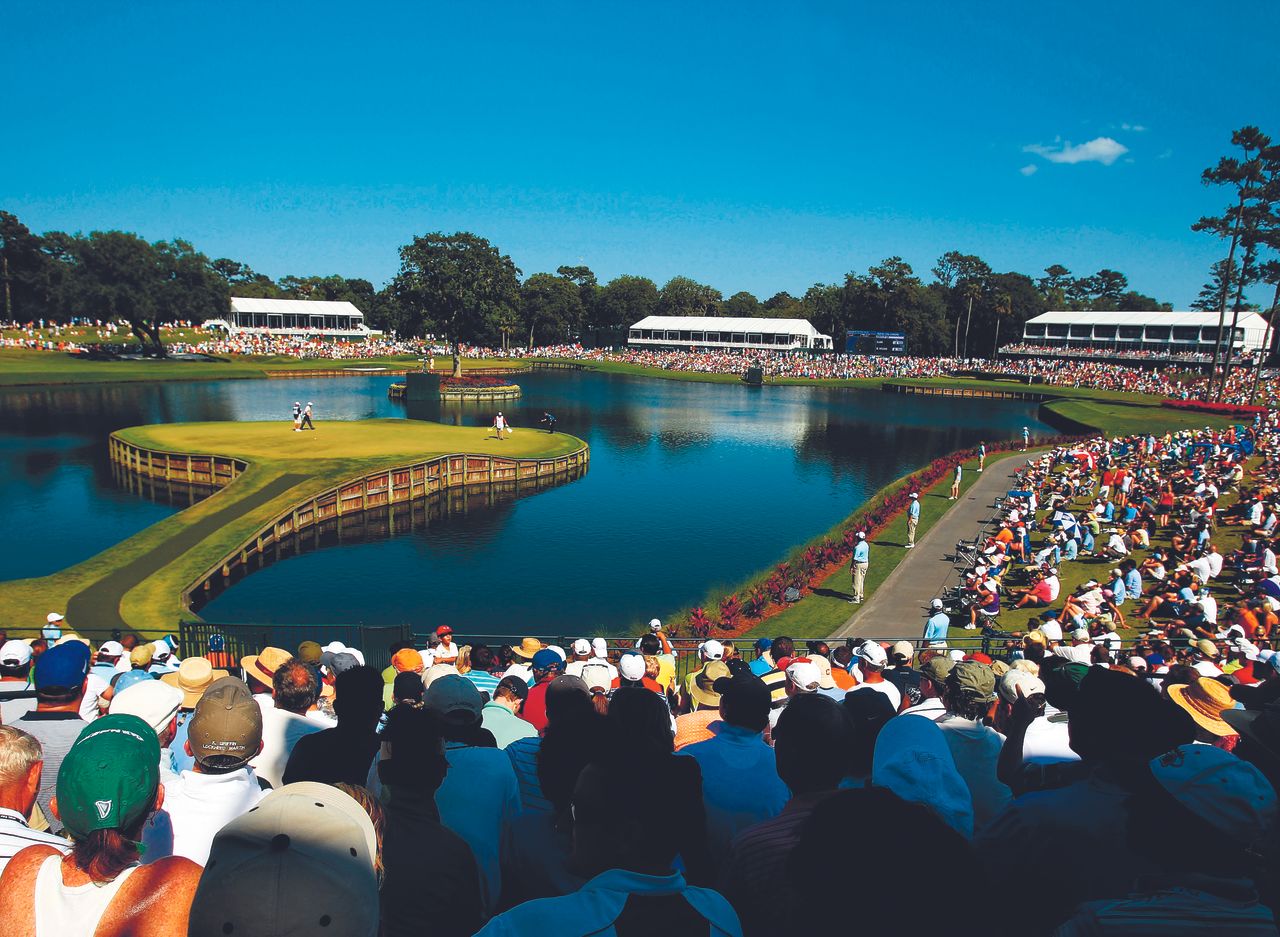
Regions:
[[188, 782, 379, 937], [188, 676, 263, 769], [296, 641, 323, 665], [510, 637, 544, 661], [687, 660, 731, 708], [580, 662, 613, 693], [1167, 677, 1236, 737], [572, 638, 591, 656], [129, 644, 154, 668], [785, 661, 822, 694], [997, 669, 1046, 705], [424, 674, 483, 723], [1196, 639, 1220, 659], [872, 711, 974, 838], [161, 657, 229, 709], [57, 714, 159, 838], [0, 639, 32, 667], [857, 642, 887, 667], [947, 661, 996, 703], [33, 641, 90, 690], [321, 641, 348, 655], [701, 639, 725, 661], [97, 640, 125, 659], [1149, 745, 1277, 846], [241, 647, 292, 687], [109, 679, 183, 735], [618, 653, 647, 682]]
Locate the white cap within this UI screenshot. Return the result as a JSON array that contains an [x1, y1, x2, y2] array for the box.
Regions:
[[701, 639, 725, 660], [572, 639, 591, 656], [649, 619, 662, 632], [949, 649, 966, 661], [580, 662, 612, 692], [45, 612, 64, 624], [856, 531, 866, 540], [421, 663, 459, 690], [1072, 628, 1091, 642], [930, 598, 944, 610], [786, 661, 822, 693], [0, 640, 32, 666], [189, 782, 379, 937], [152, 641, 172, 660], [857, 642, 888, 666], [591, 638, 608, 659], [503, 664, 533, 685], [109, 679, 184, 734], [1128, 656, 1149, 671], [321, 641, 347, 654], [910, 492, 918, 499], [98, 641, 125, 658], [547, 645, 567, 661], [997, 670, 1046, 705], [619, 653, 646, 682]]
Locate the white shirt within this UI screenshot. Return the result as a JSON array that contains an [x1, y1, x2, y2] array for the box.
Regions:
[[142, 767, 265, 865], [250, 701, 325, 788], [934, 715, 1013, 830], [901, 698, 947, 722], [0, 807, 68, 876], [849, 680, 902, 711], [1021, 706, 1079, 765], [78, 673, 109, 722]]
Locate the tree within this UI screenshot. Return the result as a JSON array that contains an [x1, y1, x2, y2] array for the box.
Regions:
[[386, 232, 521, 343], [0, 212, 58, 320], [722, 291, 761, 318], [1036, 265, 1074, 308], [520, 273, 583, 347], [802, 283, 844, 343], [1193, 126, 1272, 393], [557, 265, 599, 337], [1117, 291, 1171, 311], [991, 291, 1012, 357], [63, 232, 227, 355], [658, 276, 722, 317], [594, 275, 658, 342], [1086, 269, 1129, 310]]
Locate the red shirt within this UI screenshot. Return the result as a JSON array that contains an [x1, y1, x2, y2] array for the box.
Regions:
[[520, 675, 556, 733]]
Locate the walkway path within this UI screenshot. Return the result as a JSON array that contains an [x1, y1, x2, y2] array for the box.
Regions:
[[828, 457, 1024, 641]]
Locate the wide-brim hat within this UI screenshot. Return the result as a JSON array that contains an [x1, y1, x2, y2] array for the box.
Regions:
[[510, 637, 544, 661], [161, 657, 229, 709], [240, 647, 292, 688], [1168, 677, 1235, 737], [689, 661, 731, 708]]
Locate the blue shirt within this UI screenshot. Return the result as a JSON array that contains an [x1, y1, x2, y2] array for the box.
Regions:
[[853, 541, 869, 564], [1108, 578, 1127, 605], [909, 500, 920, 520], [1124, 569, 1142, 597], [748, 657, 772, 677], [464, 670, 501, 700], [924, 612, 950, 642]]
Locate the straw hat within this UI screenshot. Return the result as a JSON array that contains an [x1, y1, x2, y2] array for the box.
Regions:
[[161, 657, 229, 709], [240, 647, 292, 688], [1167, 677, 1236, 737], [688, 660, 732, 709], [510, 637, 544, 662]]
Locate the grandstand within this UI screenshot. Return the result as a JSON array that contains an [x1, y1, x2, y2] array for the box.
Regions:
[[627, 315, 834, 351], [1008, 310, 1269, 365], [205, 297, 381, 339]]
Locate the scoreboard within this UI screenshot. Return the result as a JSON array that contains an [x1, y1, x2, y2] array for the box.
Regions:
[[845, 330, 907, 355]]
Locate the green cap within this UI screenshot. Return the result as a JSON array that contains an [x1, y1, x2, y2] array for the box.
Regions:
[[57, 714, 159, 838], [920, 656, 954, 684], [947, 660, 996, 702]]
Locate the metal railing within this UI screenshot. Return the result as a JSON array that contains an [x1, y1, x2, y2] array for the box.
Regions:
[[178, 620, 413, 674]]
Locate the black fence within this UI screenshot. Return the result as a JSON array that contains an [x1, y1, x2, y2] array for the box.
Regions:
[[178, 620, 414, 674]]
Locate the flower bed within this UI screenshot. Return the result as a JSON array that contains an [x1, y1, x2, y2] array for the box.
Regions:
[[671, 432, 1090, 639], [1160, 399, 1266, 418], [441, 375, 518, 389]]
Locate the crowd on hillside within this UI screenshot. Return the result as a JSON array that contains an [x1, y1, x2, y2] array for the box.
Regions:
[[7, 408, 1280, 935], [1000, 342, 1254, 365]]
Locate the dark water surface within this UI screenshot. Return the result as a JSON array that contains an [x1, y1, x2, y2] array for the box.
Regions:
[[0, 372, 1052, 632]]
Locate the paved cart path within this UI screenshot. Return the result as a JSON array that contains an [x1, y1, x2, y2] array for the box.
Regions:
[[828, 458, 1024, 642]]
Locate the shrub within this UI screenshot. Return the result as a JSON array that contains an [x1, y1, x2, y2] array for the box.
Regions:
[[1160, 399, 1266, 417]]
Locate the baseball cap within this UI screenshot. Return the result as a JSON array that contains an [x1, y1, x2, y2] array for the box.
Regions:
[[46, 612, 64, 624], [33, 641, 90, 691], [702, 639, 725, 660], [531, 649, 562, 671], [1128, 656, 1149, 671], [591, 637, 609, 658], [151, 640, 172, 661], [649, 619, 662, 632], [857, 642, 887, 667], [109, 679, 183, 735], [436, 625, 453, 637], [920, 656, 954, 684], [856, 531, 866, 540], [997, 669, 1046, 705], [391, 648, 424, 673], [580, 662, 613, 693], [786, 661, 822, 693], [0, 639, 32, 667], [947, 661, 996, 702], [188, 677, 264, 769], [754, 638, 772, 652], [113, 670, 154, 694], [572, 638, 591, 656], [891, 641, 914, 663], [930, 598, 944, 611], [320, 651, 359, 677], [97, 641, 124, 659], [57, 714, 160, 838], [910, 491, 918, 499], [296, 641, 323, 665], [188, 782, 378, 937], [618, 653, 647, 682], [1072, 628, 1090, 642], [424, 674, 483, 723], [129, 644, 154, 667], [1149, 745, 1277, 846]]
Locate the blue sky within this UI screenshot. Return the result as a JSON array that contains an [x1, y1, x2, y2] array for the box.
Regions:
[[4, 0, 1278, 307]]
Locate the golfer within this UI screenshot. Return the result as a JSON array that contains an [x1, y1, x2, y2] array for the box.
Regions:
[[540, 410, 557, 434], [978, 440, 986, 473], [291, 401, 302, 432], [850, 531, 869, 604], [950, 462, 962, 500], [1021, 426, 1029, 451], [906, 492, 920, 548], [300, 402, 315, 431], [492, 411, 509, 440]]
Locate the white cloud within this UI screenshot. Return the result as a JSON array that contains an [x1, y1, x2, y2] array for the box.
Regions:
[[1157, 148, 1173, 160], [1121, 123, 1147, 132], [1023, 136, 1129, 166], [1019, 164, 1038, 176]]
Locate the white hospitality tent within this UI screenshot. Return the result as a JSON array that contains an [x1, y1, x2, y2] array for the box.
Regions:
[[1019, 309, 1268, 357], [205, 298, 379, 338], [627, 315, 833, 351]]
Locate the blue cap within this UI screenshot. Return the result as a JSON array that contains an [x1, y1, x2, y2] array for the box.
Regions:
[[113, 670, 154, 694], [1039, 609, 1061, 620], [33, 641, 91, 691], [208, 633, 225, 652], [754, 638, 772, 651], [531, 649, 562, 671]]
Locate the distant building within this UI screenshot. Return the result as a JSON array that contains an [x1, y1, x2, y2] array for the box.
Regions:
[[1017, 310, 1267, 359], [626, 315, 833, 352], [205, 298, 379, 338]]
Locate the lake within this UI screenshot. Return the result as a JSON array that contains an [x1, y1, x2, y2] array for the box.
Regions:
[[0, 371, 1053, 633]]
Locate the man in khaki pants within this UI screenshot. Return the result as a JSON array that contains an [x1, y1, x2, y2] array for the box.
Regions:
[[906, 492, 920, 549], [850, 531, 869, 604]]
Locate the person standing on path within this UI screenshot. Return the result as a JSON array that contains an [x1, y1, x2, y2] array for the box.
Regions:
[[850, 532, 869, 604], [978, 441, 986, 473], [300, 401, 315, 431], [1021, 426, 1029, 451], [492, 411, 508, 440], [906, 492, 920, 549], [291, 401, 301, 432], [950, 462, 962, 500]]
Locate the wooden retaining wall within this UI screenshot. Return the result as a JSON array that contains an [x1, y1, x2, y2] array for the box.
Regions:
[[264, 367, 414, 379], [109, 434, 589, 612], [881, 381, 1058, 403]]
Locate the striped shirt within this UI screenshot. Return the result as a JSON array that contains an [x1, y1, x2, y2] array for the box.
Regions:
[[464, 670, 502, 702], [0, 807, 69, 876], [505, 736, 550, 813]]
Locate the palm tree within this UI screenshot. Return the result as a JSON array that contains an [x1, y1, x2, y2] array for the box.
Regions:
[[960, 280, 981, 359], [991, 292, 1012, 359]]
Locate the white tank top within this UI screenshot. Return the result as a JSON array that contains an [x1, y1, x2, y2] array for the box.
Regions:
[[34, 854, 139, 937]]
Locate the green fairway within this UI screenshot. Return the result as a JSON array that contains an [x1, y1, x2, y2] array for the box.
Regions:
[[0, 420, 586, 638]]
